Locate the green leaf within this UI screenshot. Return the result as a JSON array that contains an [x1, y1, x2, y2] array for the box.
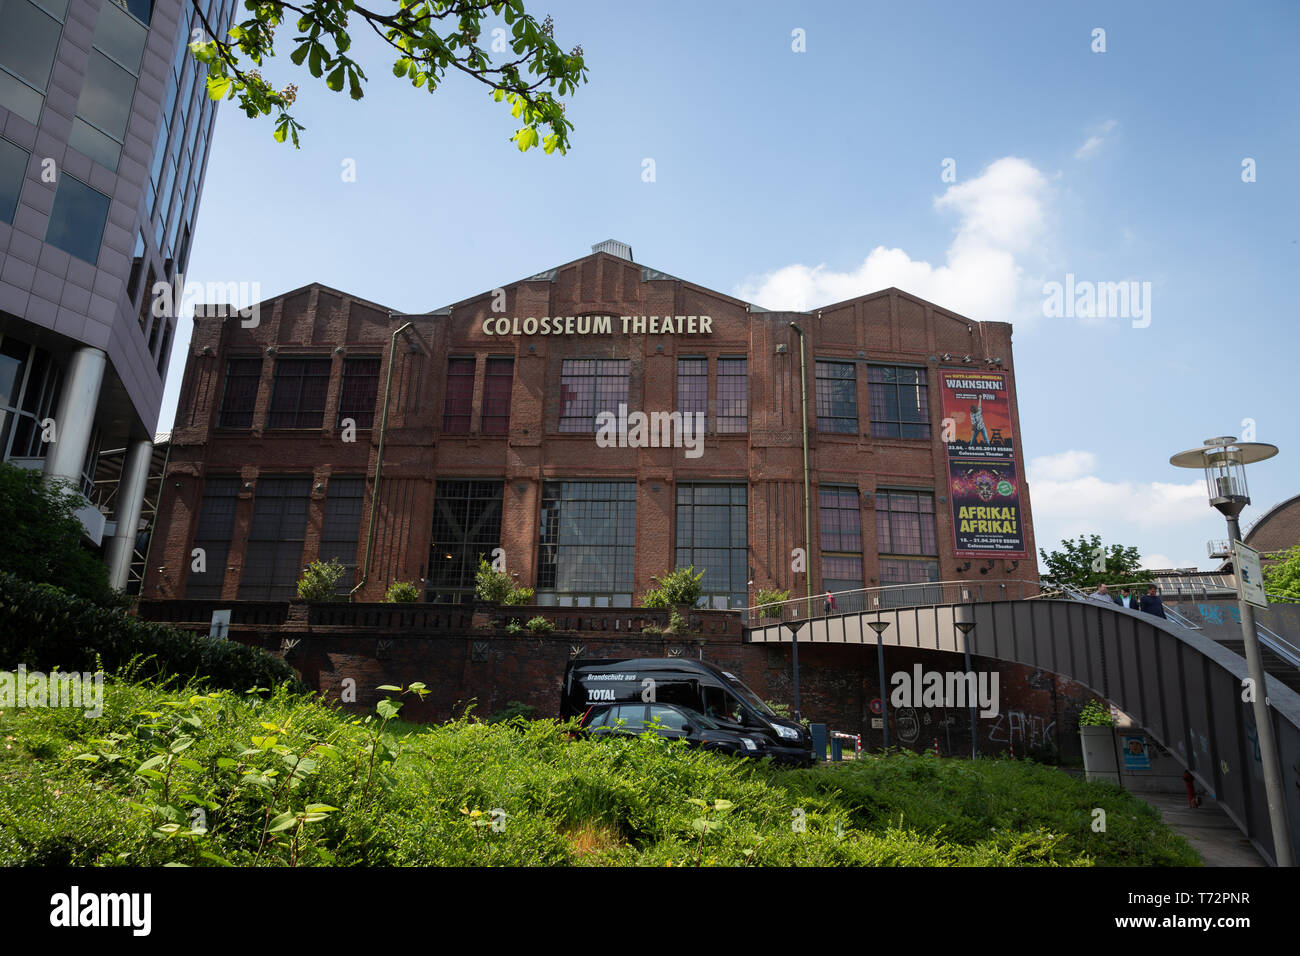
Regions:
[[392, 58, 410, 78], [376, 684, 402, 692], [305, 804, 338, 813], [290, 42, 310, 66], [268, 811, 298, 832], [206, 75, 232, 99], [348, 69, 363, 100], [137, 754, 166, 772], [326, 64, 345, 91], [170, 736, 195, 753]]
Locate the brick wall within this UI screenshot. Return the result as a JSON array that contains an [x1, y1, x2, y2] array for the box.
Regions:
[[153, 600, 1095, 760], [145, 252, 1041, 609]]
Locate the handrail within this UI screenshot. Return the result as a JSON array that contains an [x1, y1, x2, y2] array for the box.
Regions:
[[1258, 623, 1300, 670], [741, 578, 1039, 626]]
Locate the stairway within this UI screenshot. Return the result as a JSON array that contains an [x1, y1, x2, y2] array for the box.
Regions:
[[1216, 639, 1300, 695]]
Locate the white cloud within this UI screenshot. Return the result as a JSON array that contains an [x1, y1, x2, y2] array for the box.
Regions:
[[1074, 119, 1118, 159], [1026, 450, 1211, 566], [733, 157, 1052, 323]]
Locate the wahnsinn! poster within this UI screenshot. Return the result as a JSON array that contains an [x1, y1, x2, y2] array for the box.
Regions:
[[939, 370, 1014, 461]]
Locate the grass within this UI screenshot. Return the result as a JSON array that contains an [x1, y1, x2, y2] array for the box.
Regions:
[[0, 675, 1201, 867]]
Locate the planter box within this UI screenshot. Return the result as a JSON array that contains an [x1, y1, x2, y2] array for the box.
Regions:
[[1079, 725, 1120, 784]]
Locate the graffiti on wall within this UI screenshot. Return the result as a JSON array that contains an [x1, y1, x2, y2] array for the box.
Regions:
[[988, 709, 1056, 749]]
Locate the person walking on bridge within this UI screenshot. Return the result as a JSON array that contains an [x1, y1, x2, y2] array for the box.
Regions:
[[1089, 583, 1114, 604], [1139, 584, 1166, 619]]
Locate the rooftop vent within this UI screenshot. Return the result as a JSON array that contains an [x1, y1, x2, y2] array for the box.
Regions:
[[591, 239, 633, 262]]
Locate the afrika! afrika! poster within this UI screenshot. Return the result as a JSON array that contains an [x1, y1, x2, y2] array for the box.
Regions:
[[948, 458, 1026, 556]]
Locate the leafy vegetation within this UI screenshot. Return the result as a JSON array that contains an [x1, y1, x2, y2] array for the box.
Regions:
[[1039, 534, 1153, 593], [0, 461, 112, 603], [1263, 544, 1300, 602], [384, 581, 421, 603], [640, 566, 705, 608], [0, 675, 1199, 866], [753, 588, 790, 617], [190, 0, 588, 152], [475, 557, 533, 605], [296, 558, 346, 602], [525, 616, 554, 635], [1077, 700, 1115, 727], [0, 572, 300, 693]]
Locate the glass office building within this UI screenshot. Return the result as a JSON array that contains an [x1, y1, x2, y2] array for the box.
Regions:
[[0, 0, 234, 587]]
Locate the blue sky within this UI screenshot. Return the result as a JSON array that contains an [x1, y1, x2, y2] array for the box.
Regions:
[[166, 0, 1300, 571]]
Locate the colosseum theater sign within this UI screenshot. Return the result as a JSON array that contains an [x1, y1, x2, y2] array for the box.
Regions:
[[480, 315, 714, 336]]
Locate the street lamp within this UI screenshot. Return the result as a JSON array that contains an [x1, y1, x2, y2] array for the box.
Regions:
[[954, 606, 978, 759], [1170, 435, 1292, 867], [868, 619, 891, 749]]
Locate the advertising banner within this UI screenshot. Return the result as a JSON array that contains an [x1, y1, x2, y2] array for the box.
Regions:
[[948, 459, 1027, 556], [939, 370, 1015, 461]]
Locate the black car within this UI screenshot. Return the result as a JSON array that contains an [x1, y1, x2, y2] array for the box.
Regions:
[[578, 701, 765, 757], [562, 658, 814, 766]]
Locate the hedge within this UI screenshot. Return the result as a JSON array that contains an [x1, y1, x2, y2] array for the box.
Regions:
[[0, 572, 301, 692]]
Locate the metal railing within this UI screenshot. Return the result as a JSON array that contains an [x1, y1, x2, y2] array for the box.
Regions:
[[1040, 580, 1204, 630], [1258, 623, 1300, 670], [741, 578, 1040, 627]]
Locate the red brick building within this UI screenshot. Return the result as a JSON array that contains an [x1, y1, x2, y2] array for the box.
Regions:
[[144, 241, 1040, 608]]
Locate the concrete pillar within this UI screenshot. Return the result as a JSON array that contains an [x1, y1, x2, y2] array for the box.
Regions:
[[43, 346, 106, 488], [105, 438, 153, 591]]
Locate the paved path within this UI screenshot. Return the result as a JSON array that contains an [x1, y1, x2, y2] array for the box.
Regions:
[[1134, 791, 1266, 867]]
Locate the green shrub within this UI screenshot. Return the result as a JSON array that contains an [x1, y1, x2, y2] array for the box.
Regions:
[[297, 558, 346, 602], [486, 701, 539, 724], [640, 566, 705, 608], [753, 588, 790, 616], [0, 571, 301, 693], [0, 462, 111, 603], [1077, 699, 1115, 727], [503, 586, 534, 606], [0, 676, 1200, 867], [475, 558, 533, 605], [526, 616, 555, 634], [385, 581, 421, 603], [505, 619, 524, 635]]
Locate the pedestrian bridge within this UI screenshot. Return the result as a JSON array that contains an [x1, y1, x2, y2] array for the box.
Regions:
[[744, 581, 1300, 866]]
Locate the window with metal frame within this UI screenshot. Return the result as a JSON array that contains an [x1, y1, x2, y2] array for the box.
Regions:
[[716, 357, 748, 433], [320, 476, 365, 592], [426, 480, 503, 602], [217, 356, 261, 428], [677, 357, 707, 425], [267, 357, 331, 429], [819, 485, 864, 600], [185, 476, 240, 599], [868, 365, 930, 439], [337, 356, 380, 429], [558, 359, 629, 433], [815, 360, 858, 434], [480, 357, 514, 435], [674, 483, 747, 609], [536, 480, 636, 606], [238, 476, 311, 600], [441, 357, 474, 433]]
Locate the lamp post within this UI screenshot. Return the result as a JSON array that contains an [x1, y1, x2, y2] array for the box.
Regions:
[[1170, 436, 1292, 867], [954, 606, 978, 759], [868, 619, 891, 749], [788, 322, 813, 723]]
